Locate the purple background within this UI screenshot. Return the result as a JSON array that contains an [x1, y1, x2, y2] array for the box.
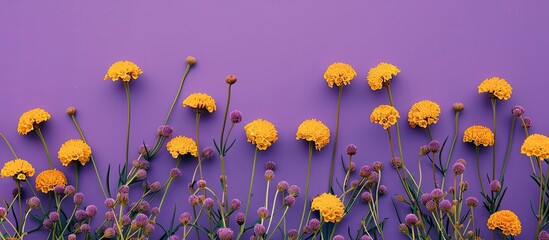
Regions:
[[2, 1, 549, 239]]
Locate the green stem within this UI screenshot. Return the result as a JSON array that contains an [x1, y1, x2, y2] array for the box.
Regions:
[[491, 98, 497, 181], [158, 158, 181, 212], [74, 163, 79, 192], [0, 133, 18, 158], [70, 115, 108, 198], [442, 111, 460, 190], [195, 111, 203, 180], [387, 85, 405, 164], [299, 142, 313, 234], [475, 147, 486, 197], [164, 64, 192, 125], [500, 117, 516, 182], [237, 147, 259, 240], [16, 181, 22, 234], [35, 128, 52, 169], [219, 85, 233, 154], [123, 82, 132, 182], [328, 85, 343, 192]]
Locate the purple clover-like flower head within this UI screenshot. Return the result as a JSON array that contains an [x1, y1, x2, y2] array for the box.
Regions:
[[264, 170, 274, 181], [288, 185, 300, 197], [257, 207, 269, 219], [43, 218, 53, 230], [203, 198, 214, 209], [197, 180, 207, 189], [490, 180, 502, 192], [254, 224, 266, 236], [265, 161, 276, 171], [149, 181, 161, 192], [361, 235, 373, 240], [309, 218, 321, 232], [105, 198, 116, 208], [73, 192, 85, 206], [75, 210, 88, 222], [168, 235, 180, 240], [136, 169, 147, 179], [359, 165, 373, 178], [157, 125, 174, 138], [284, 195, 296, 207], [378, 185, 388, 195], [428, 140, 441, 153], [453, 162, 465, 175], [523, 116, 533, 128], [420, 193, 432, 205], [170, 168, 182, 179], [105, 211, 115, 221], [231, 198, 241, 210], [288, 229, 298, 240], [439, 199, 453, 213], [235, 212, 245, 225], [373, 161, 383, 172], [135, 213, 149, 228], [144, 223, 155, 236], [430, 188, 444, 201], [345, 144, 357, 156], [539, 230, 549, 240], [85, 205, 97, 218], [80, 223, 91, 233], [217, 227, 234, 240], [277, 181, 289, 192], [54, 185, 65, 195], [151, 207, 160, 216], [0, 207, 5, 218], [138, 144, 150, 155], [64, 185, 75, 195], [361, 191, 372, 203], [188, 195, 199, 206], [405, 213, 419, 226], [118, 185, 130, 194], [230, 110, 242, 124], [122, 215, 131, 226], [68, 234, 76, 240], [104, 228, 116, 238], [27, 197, 40, 209], [49, 212, 60, 222], [202, 147, 214, 159], [180, 212, 192, 225], [512, 105, 525, 117], [426, 200, 437, 212]]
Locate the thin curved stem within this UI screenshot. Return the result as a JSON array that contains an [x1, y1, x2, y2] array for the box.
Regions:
[[219, 84, 233, 155], [328, 85, 343, 192], [35, 128, 52, 169], [475, 147, 486, 197], [123, 82, 132, 182], [74, 163, 79, 192], [299, 142, 313, 234], [0, 133, 18, 158], [491, 98, 497, 181], [195, 111, 203, 180], [164, 64, 192, 125], [387, 85, 405, 164], [500, 116, 516, 182], [442, 111, 460, 190], [237, 147, 259, 240]]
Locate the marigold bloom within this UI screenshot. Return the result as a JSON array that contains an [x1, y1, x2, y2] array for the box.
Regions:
[[35, 169, 68, 193], [478, 77, 512, 100], [244, 119, 278, 150], [166, 136, 199, 158], [182, 93, 217, 113], [17, 108, 51, 134], [311, 193, 344, 223], [58, 139, 92, 166], [521, 134, 549, 160], [463, 125, 494, 147], [408, 100, 441, 128], [487, 210, 521, 236], [104, 61, 143, 82], [1, 159, 35, 181], [323, 62, 357, 88], [367, 62, 400, 90], [370, 105, 400, 129], [296, 119, 330, 150]]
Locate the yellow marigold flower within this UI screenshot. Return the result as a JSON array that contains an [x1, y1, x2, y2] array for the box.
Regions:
[[311, 193, 344, 223], [35, 169, 68, 193], [104, 60, 143, 82], [408, 100, 441, 128], [367, 62, 400, 90], [487, 210, 521, 236], [17, 108, 51, 135], [244, 119, 278, 150], [58, 139, 92, 166], [463, 125, 494, 147], [323, 62, 357, 88], [1, 159, 35, 181], [166, 136, 199, 158], [521, 134, 549, 160], [370, 105, 400, 129], [296, 119, 331, 150], [182, 93, 217, 113], [478, 77, 512, 100]]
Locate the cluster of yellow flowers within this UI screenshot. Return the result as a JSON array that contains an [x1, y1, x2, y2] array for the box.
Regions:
[[487, 210, 522, 236], [296, 119, 331, 150], [244, 119, 278, 150], [463, 125, 495, 147], [311, 193, 345, 223], [366, 62, 400, 90], [477, 77, 512, 100], [104, 60, 143, 82], [58, 139, 92, 166], [370, 105, 400, 129], [182, 93, 217, 113], [407, 100, 441, 128], [17, 108, 51, 134], [35, 169, 67, 193], [166, 136, 199, 158], [521, 134, 549, 160], [323, 62, 357, 88], [0, 159, 35, 181]]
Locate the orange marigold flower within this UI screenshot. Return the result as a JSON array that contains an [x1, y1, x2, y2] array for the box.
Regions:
[[370, 105, 400, 129], [166, 136, 199, 158], [311, 193, 344, 223], [323, 62, 357, 88], [296, 119, 330, 151], [17, 108, 51, 134], [367, 62, 400, 90], [182, 93, 217, 113], [521, 134, 549, 160], [58, 139, 92, 166], [1, 159, 35, 181], [244, 119, 278, 150], [478, 77, 512, 100], [104, 61, 143, 82], [35, 169, 68, 193], [487, 210, 521, 236], [408, 100, 441, 128], [463, 125, 494, 147]]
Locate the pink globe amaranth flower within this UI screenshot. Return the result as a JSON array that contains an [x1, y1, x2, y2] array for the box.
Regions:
[[217, 227, 234, 240], [265, 161, 276, 171], [138, 144, 150, 155], [277, 181, 289, 192], [254, 224, 266, 236], [54, 185, 65, 195], [68, 234, 76, 240], [523, 116, 533, 128], [43, 218, 53, 230], [490, 180, 502, 192], [64, 185, 75, 195], [466, 197, 478, 207], [439, 199, 453, 213], [73, 192, 85, 205], [80, 223, 91, 233], [426, 200, 437, 212], [288, 185, 300, 197], [359, 165, 373, 178], [27, 197, 40, 209], [104, 227, 116, 238], [345, 144, 357, 156], [391, 156, 402, 169], [180, 212, 192, 225], [257, 207, 269, 219], [511, 105, 525, 117], [136, 169, 147, 179], [104, 198, 116, 208], [105, 211, 115, 221], [420, 193, 432, 205], [231, 198, 242, 210], [453, 162, 465, 175], [0, 207, 6, 218], [264, 169, 274, 181], [405, 213, 419, 226], [49, 212, 60, 222], [288, 229, 298, 240], [284, 195, 296, 207], [203, 198, 214, 209], [428, 140, 441, 153], [303, 225, 311, 234], [230, 110, 243, 123], [151, 207, 160, 216], [235, 212, 245, 225], [539, 230, 549, 240], [431, 188, 444, 201], [144, 223, 155, 236], [378, 185, 388, 195], [168, 235, 180, 240], [373, 161, 383, 171], [135, 213, 149, 228], [197, 180, 207, 189], [361, 191, 373, 202], [309, 218, 321, 232], [170, 168, 182, 179], [202, 147, 214, 159], [118, 185, 130, 194], [75, 210, 88, 221], [157, 125, 174, 138], [121, 215, 131, 226], [188, 195, 199, 206]]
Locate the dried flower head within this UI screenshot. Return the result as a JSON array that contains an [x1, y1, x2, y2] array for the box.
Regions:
[[66, 107, 77, 116], [244, 119, 278, 150], [370, 105, 400, 129], [408, 100, 441, 128], [35, 169, 68, 193], [202, 147, 214, 159], [463, 125, 495, 147], [58, 139, 92, 166], [478, 77, 512, 100], [487, 210, 522, 236], [226, 74, 237, 85], [183, 93, 217, 113], [323, 62, 357, 88], [367, 62, 400, 90], [311, 193, 344, 223], [17, 108, 51, 134], [521, 134, 549, 160], [453, 102, 464, 112], [104, 60, 143, 82], [166, 136, 199, 158], [1, 159, 35, 181], [186, 56, 197, 66], [296, 119, 331, 150]]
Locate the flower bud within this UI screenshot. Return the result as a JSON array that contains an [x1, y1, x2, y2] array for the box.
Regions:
[[226, 74, 237, 85], [186, 56, 197, 66], [66, 107, 77, 116], [453, 102, 464, 112]]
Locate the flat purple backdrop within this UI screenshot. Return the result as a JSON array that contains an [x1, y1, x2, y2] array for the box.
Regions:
[[2, 1, 549, 239]]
